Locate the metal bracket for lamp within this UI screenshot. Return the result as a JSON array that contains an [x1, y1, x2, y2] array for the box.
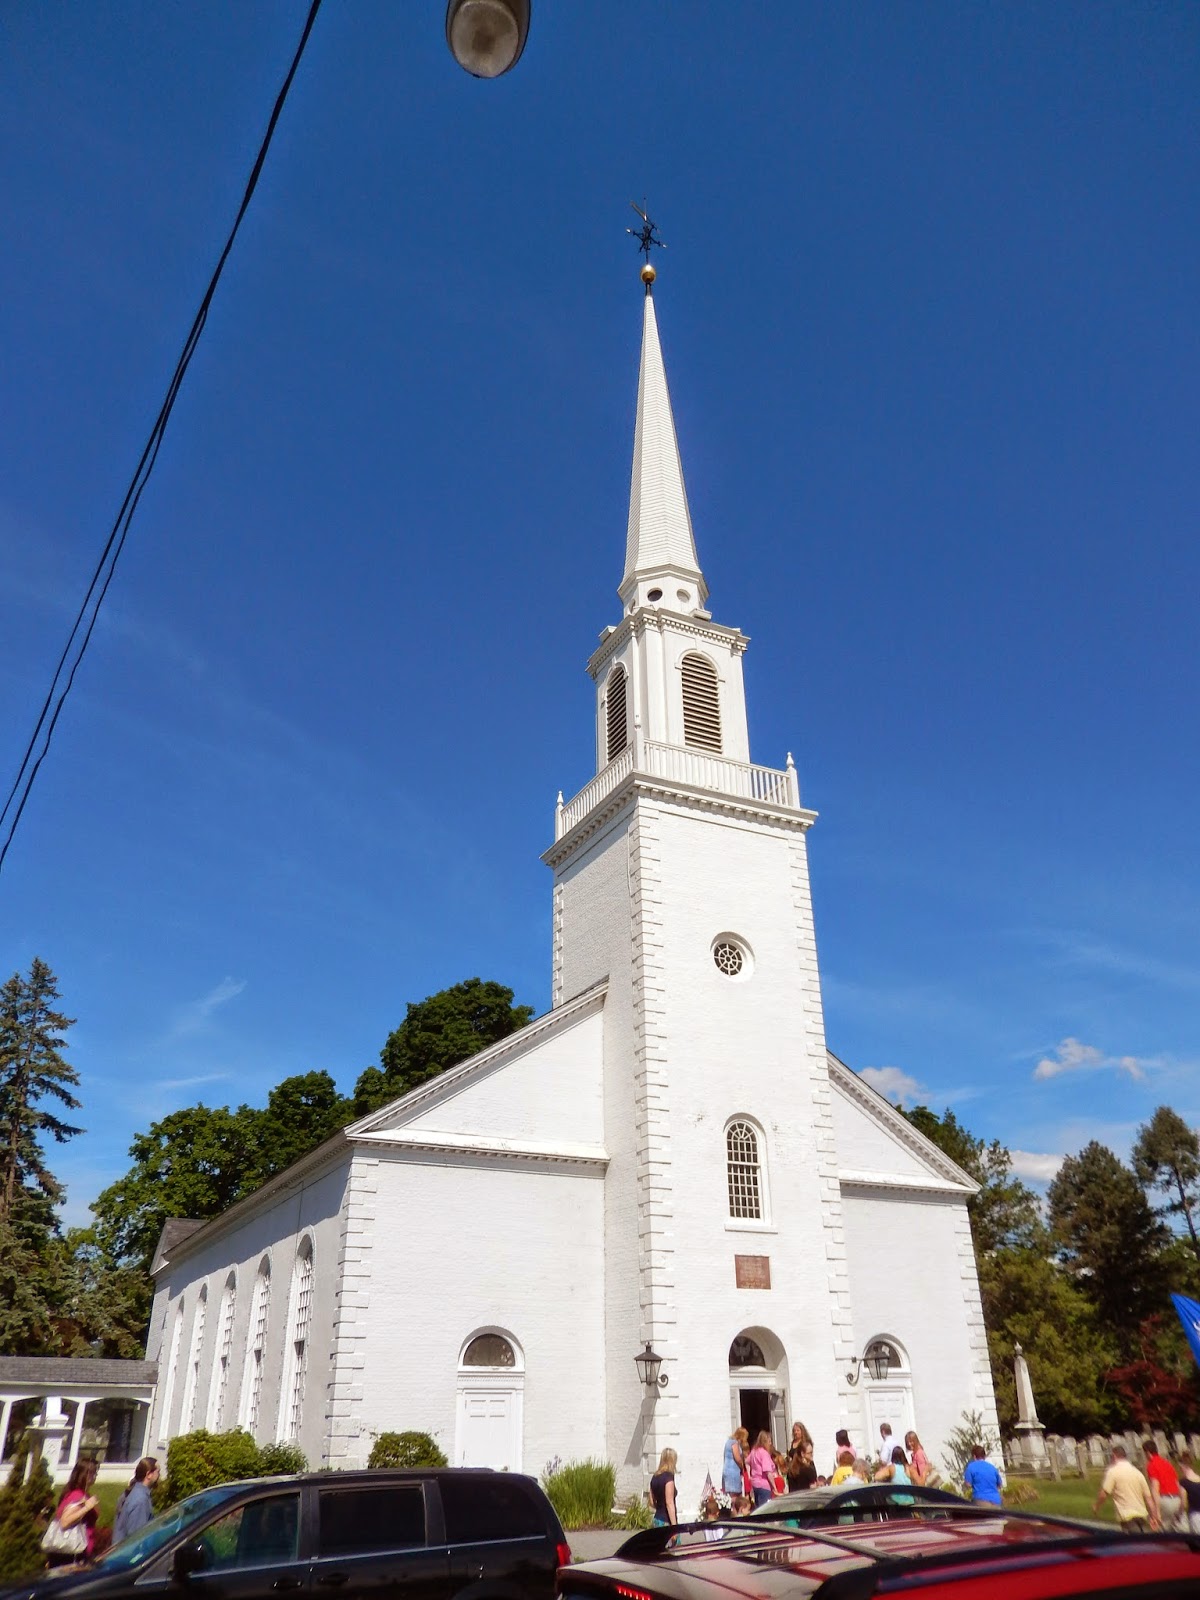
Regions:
[[634, 1341, 668, 1390], [846, 1351, 891, 1385]]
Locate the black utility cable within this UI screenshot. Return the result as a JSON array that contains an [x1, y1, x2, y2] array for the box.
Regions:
[[0, 0, 323, 879]]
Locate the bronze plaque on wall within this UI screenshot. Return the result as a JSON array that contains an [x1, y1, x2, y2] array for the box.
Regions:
[[735, 1254, 771, 1289]]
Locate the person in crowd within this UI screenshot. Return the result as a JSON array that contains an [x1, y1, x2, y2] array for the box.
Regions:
[[889, 1446, 912, 1486], [848, 1458, 871, 1486], [1177, 1453, 1200, 1533], [1094, 1445, 1156, 1533], [834, 1428, 852, 1458], [722, 1427, 749, 1498], [770, 1453, 788, 1497], [962, 1444, 1004, 1507], [112, 1457, 160, 1546], [650, 1448, 678, 1526], [746, 1430, 777, 1508], [47, 1460, 100, 1568], [786, 1425, 817, 1492], [878, 1423, 895, 1464], [1142, 1438, 1183, 1532], [830, 1447, 857, 1487], [905, 1431, 931, 1486]]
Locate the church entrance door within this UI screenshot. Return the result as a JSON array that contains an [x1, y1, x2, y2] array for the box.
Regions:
[[455, 1331, 524, 1471], [738, 1389, 771, 1443], [728, 1329, 789, 1452]]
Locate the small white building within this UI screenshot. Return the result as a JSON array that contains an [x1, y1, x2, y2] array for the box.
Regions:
[[146, 270, 999, 1500]]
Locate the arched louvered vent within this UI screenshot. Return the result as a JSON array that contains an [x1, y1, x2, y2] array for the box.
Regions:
[[681, 653, 721, 752], [605, 665, 628, 763]]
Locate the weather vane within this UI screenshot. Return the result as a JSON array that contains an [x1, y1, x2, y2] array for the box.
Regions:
[[626, 201, 665, 258]]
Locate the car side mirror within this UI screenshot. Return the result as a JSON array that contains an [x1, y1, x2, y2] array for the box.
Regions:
[[173, 1540, 210, 1582]]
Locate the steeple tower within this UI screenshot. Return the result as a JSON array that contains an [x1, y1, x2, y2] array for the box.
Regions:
[[620, 269, 708, 613]]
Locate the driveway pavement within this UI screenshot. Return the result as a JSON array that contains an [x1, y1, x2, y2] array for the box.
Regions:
[[565, 1529, 629, 1562]]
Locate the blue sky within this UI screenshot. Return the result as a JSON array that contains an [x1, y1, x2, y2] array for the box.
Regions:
[[0, 2, 1196, 1222]]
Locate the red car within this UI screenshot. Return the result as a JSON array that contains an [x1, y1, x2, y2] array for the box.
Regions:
[[558, 1511, 1200, 1599]]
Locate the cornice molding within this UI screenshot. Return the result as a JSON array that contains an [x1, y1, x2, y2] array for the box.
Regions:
[[826, 1053, 979, 1194], [838, 1170, 971, 1200], [587, 608, 749, 679], [543, 770, 816, 871], [354, 1129, 609, 1173]]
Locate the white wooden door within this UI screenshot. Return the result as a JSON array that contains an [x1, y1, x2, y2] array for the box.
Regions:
[[456, 1388, 520, 1470], [867, 1384, 913, 1451]]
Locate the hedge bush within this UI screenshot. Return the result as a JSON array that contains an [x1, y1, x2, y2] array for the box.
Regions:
[[0, 1442, 56, 1582], [541, 1460, 616, 1530], [164, 1431, 309, 1504], [367, 1432, 447, 1470]]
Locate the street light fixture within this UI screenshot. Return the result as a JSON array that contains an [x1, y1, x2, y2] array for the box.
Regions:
[[846, 1348, 893, 1386], [446, 0, 530, 77], [634, 1342, 669, 1391]]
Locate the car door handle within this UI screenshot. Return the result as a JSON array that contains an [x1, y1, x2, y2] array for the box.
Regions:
[[317, 1576, 348, 1588], [272, 1582, 304, 1592]]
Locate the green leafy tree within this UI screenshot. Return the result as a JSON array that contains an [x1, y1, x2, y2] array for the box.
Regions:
[[979, 1242, 1118, 1434], [1133, 1106, 1200, 1261], [0, 1440, 56, 1581], [92, 1071, 352, 1277], [903, 1106, 1041, 1255], [1048, 1140, 1170, 1351], [0, 958, 81, 1236], [353, 978, 533, 1115]]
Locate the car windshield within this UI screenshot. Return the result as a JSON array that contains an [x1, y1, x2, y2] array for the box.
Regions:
[[91, 1484, 248, 1573]]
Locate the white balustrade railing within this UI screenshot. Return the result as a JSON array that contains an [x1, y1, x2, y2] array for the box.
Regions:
[[555, 740, 799, 839]]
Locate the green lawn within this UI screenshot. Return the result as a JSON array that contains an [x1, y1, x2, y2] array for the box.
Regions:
[[1004, 1472, 1110, 1525]]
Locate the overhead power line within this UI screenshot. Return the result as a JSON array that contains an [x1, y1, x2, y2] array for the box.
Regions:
[[0, 0, 324, 881]]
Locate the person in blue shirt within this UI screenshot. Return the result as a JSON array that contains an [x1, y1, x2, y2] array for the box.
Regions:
[[112, 1457, 160, 1545], [962, 1444, 1004, 1506]]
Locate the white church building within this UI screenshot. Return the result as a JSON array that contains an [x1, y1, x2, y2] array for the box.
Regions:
[[146, 265, 1000, 1500]]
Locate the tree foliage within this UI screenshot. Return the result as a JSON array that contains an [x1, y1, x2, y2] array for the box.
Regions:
[[1048, 1140, 1170, 1350], [353, 978, 533, 1115], [367, 1431, 447, 1469], [91, 1072, 352, 1275], [904, 1105, 1041, 1255], [0, 958, 81, 1237], [1133, 1106, 1200, 1259], [0, 1441, 56, 1582]]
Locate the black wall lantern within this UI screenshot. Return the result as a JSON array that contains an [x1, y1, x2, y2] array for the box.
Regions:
[[634, 1341, 668, 1390]]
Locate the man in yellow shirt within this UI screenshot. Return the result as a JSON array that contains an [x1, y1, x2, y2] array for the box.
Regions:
[[1094, 1445, 1158, 1533]]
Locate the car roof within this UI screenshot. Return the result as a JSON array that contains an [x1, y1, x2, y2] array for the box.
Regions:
[[567, 1515, 1200, 1599], [750, 1484, 965, 1515]]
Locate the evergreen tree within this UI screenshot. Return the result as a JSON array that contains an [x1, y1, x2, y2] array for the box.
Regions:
[[353, 978, 533, 1114], [1133, 1105, 1200, 1261], [0, 1440, 56, 1581], [0, 958, 81, 1236], [1048, 1140, 1170, 1350]]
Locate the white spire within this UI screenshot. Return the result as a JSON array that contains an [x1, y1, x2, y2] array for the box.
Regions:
[[620, 281, 708, 610]]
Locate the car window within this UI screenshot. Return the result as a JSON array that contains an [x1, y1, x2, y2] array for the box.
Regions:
[[318, 1486, 427, 1556], [440, 1477, 543, 1543], [198, 1493, 300, 1570]]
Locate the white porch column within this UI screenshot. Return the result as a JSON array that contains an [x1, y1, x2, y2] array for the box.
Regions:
[[0, 1399, 12, 1461], [67, 1399, 90, 1470]]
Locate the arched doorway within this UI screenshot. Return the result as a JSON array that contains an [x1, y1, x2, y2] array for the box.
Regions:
[[861, 1336, 914, 1452], [728, 1328, 789, 1450], [454, 1330, 524, 1471]]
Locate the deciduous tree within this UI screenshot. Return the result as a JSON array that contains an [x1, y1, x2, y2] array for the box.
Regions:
[[904, 1105, 1041, 1255], [353, 978, 533, 1114]]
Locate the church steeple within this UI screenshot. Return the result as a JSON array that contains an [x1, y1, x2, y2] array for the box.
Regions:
[[619, 268, 709, 613]]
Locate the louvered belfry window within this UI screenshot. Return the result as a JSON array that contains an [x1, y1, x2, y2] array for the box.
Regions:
[[726, 1121, 762, 1220], [682, 653, 722, 752], [606, 664, 628, 763]]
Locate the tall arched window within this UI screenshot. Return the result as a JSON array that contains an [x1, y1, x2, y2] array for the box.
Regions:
[[159, 1304, 184, 1439], [726, 1120, 763, 1221], [207, 1273, 237, 1430], [605, 664, 628, 763], [279, 1240, 314, 1442], [239, 1260, 271, 1435], [180, 1286, 207, 1430], [681, 653, 721, 752]]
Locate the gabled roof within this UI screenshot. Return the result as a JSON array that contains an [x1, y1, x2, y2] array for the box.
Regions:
[[0, 1357, 157, 1389], [826, 1050, 978, 1196]]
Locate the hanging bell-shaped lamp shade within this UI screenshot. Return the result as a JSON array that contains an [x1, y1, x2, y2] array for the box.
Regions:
[[446, 0, 531, 78]]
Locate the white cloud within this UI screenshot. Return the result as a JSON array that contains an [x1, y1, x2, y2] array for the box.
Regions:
[[1009, 1150, 1063, 1183], [156, 1072, 232, 1093], [1033, 1036, 1149, 1083], [169, 977, 247, 1039], [860, 1066, 924, 1107]]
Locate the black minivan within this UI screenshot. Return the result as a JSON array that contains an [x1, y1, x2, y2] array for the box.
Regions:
[[3, 1470, 571, 1600]]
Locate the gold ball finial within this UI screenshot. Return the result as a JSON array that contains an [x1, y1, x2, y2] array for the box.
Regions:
[[640, 262, 657, 286]]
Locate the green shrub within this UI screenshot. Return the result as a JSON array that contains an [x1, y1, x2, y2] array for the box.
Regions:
[[613, 1496, 653, 1530], [257, 1442, 308, 1477], [165, 1430, 263, 1504], [367, 1432, 448, 1470], [0, 1442, 57, 1582], [542, 1460, 616, 1530]]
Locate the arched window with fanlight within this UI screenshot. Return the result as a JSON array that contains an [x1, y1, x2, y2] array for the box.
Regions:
[[207, 1272, 237, 1431], [605, 664, 628, 763], [238, 1259, 271, 1436], [159, 1303, 184, 1439], [180, 1286, 207, 1431], [455, 1330, 524, 1471], [278, 1239, 314, 1442], [681, 653, 721, 752], [726, 1119, 766, 1222]]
